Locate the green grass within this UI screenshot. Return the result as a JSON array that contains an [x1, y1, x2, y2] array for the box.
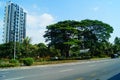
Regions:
[[33, 60, 79, 65], [0, 57, 111, 68], [90, 57, 110, 60]]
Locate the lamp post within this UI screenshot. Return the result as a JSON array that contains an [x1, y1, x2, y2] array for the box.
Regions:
[[14, 40, 16, 60], [14, 29, 16, 60]]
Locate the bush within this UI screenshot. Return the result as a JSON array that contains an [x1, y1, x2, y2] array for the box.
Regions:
[[0, 60, 3, 64], [9, 59, 18, 63], [0, 59, 20, 68], [9, 59, 20, 66], [23, 58, 34, 66], [0, 63, 16, 68]]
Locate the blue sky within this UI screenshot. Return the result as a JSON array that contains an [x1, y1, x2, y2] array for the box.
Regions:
[[0, 0, 120, 44]]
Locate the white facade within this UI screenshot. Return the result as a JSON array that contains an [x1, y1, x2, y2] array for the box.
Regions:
[[3, 1, 26, 43]]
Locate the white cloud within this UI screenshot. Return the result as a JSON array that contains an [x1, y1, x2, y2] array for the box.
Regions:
[[27, 13, 54, 29], [27, 13, 55, 44], [26, 29, 45, 44], [39, 13, 55, 27]]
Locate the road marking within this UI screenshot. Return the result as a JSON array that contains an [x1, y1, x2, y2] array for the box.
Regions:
[[4, 77, 24, 80], [59, 69, 74, 72]]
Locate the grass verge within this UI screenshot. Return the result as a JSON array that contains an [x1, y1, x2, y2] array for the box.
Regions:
[[33, 60, 79, 65]]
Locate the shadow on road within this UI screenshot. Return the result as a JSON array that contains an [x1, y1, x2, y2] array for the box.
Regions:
[[108, 73, 120, 80]]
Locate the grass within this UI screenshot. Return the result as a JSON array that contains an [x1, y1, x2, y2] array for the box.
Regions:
[[0, 57, 111, 68], [33, 57, 107, 65], [33, 60, 79, 65], [90, 57, 110, 60]]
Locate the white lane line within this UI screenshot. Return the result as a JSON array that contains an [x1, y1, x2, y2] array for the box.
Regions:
[[4, 77, 24, 80], [59, 69, 74, 72]]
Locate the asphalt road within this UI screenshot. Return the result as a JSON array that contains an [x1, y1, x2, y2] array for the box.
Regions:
[[0, 58, 120, 80]]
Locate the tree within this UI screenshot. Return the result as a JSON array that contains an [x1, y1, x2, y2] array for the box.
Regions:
[[78, 19, 113, 42], [37, 43, 48, 57], [113, 37, 120, 53], [114, 37, 120, 45], [78, 19, 114, 57], [0, 42, 14, 59], [44, 20, 80, 57], [23, 37, 31, 46], [22, 37, 31, 57], [44, 19, 113, 58]]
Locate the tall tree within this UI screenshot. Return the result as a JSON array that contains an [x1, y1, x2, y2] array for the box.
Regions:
[[78, 19, 113, 43], [78, 19, 114, 57], [37, 43, 48, 57], [44, 19, 113, 58], [44, 20, 80, 57], [22, 36, 31, 57]]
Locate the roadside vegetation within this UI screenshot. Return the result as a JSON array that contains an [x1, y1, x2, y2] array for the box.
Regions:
[[0, 19, 120, 67]]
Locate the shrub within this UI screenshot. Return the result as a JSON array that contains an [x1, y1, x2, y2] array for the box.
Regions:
[[9, 59, 20, 66], [0, 63, 15, 68], [9, 59, 18, 63], [23, 58, 34, 66], [0, 60, 3, 64], [0, 59, 19, 68]]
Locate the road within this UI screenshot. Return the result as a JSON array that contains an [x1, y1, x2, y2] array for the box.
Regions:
[[0, 58, 120, 80]]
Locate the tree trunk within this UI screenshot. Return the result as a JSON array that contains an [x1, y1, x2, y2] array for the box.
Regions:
[[65, 45, 70, 58]]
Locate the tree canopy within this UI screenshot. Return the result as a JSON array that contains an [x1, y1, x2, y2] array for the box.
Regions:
[[79, 19, 113, 42], [44, 19, 114, 58], [44, 20, 80, 57]]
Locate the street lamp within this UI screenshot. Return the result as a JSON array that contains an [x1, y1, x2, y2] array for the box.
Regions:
[[14, 40, 16, 60], [14, 29, 16, 60]]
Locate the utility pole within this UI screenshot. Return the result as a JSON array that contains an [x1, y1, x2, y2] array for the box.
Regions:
[[14, 29, 16, 60], [14, 41, 16, 60]]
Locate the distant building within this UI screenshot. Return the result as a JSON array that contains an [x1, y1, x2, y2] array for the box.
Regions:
[[3, 1, 26, 43]]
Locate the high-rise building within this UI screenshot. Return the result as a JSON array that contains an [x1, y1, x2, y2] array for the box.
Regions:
[[3, 1, 26, 43]]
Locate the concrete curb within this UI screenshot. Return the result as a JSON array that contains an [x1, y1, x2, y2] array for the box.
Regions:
[[0, 58, 117, 71]]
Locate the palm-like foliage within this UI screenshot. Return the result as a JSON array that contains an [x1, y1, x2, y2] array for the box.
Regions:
[[22, 37, 31, 57]]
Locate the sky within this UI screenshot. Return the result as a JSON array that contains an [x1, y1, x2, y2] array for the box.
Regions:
[[0, 0, 120, 44]]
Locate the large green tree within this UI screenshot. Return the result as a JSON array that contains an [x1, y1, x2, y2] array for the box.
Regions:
[[78, 19, 114, 57], [44, 19, 113, 58], [78, 19, 113, 43], [44, 20, 80, 57]]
